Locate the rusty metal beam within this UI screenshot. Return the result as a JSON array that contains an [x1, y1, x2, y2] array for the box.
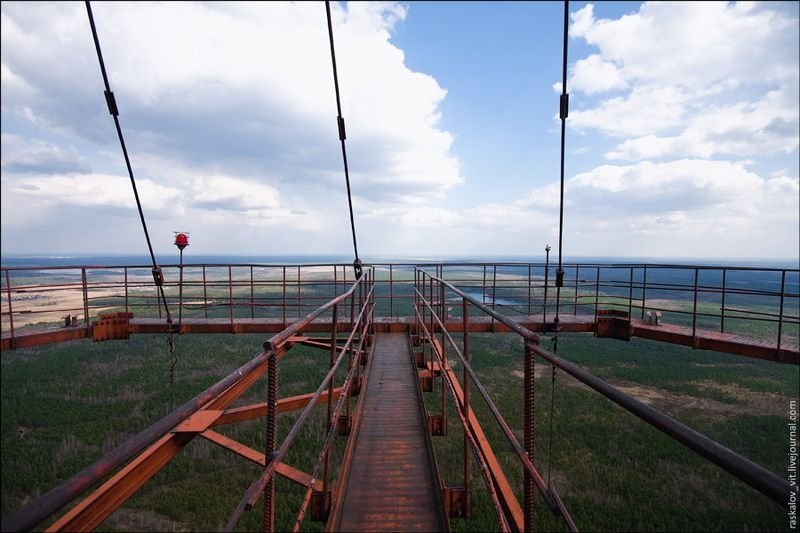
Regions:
[[46, 432, 194, 532], [213, 388, 344, 426]]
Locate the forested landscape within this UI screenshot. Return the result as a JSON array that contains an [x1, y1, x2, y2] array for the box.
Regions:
[[1, 328, 796, 531]]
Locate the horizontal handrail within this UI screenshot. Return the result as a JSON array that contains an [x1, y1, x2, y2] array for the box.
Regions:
[[416, 268, 795, 509], [1, 272, 373, 533]]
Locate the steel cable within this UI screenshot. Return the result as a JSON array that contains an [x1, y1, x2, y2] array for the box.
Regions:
[[324, 1, 363, 279], [85, 1, 176, 376]]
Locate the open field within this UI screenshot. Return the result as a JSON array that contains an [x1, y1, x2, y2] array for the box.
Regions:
[[2, 329, 797, 531]]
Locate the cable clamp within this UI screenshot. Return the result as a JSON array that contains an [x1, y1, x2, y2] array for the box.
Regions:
[[559, 93, 569, 119], [104, 90, 119, 116], [152, 266, 164, 287]]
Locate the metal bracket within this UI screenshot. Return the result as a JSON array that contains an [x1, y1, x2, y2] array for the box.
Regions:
[[348, 376, 362, 397], [336, 415, 351, 436], [92, 312, 133, 342], [311, 490, 331, 522], [419, 372, 433, 392], [428, 415, 446, 436], [443, 486, 469, 518]]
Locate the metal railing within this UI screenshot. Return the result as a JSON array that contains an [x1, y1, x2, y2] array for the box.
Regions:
[[2, 262, 798, 352], [1, 269, 376, 532], [413, 267, 794, 532]]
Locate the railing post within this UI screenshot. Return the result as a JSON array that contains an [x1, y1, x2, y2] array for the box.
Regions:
[[281, 267, 287, 324], [594, 266, 600, 332], [528, 264, 532, 316], [228, 266, 234, 331], [462, 298, 471, 517], [523, 340, 536, 532], [440, 281, 446, 432], [720, 269, 727, 333], [627, 267, 634, 323], [543, 260, 550, 326], [390, 264, 394, 318], [641, 265, 648, 320], [4, 270, 15, 347], [297, 266, 302, 319], [202, 266, 208, 319], [263, 350, 279, 533], [124, 267, 129, 315], [250, 266, 255, 319], [429, 275, 434, 371], [82, 268, 90, 334], [573, 265, 579, 315], [178, 250, 184, 327], [777, 270, 786, 359], [482, 265, 487, 306], [692, 268, 699, 344], [324, 303, 338, 502]]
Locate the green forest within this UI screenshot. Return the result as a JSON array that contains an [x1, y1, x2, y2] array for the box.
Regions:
[[1, 327, 797, 531]]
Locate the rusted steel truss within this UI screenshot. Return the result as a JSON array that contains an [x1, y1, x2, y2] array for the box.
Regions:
[[414, 267, 796, 533], [3, 270, 376, 533]]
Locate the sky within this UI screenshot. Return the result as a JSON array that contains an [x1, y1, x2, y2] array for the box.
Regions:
[[1, 1, 798, 261]]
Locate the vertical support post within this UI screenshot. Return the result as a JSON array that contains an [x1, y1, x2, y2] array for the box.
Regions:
[[573, 264, 579, 315], [350, 268, 356, 333], [333, 264, 338, 300], [528, 264, 532, 316], [492, 265, 497, 311], [297, 266, 302, 319], [543, 256, 550, 326], [390, 264, 394, 318], [523, 340, 536, 533], [324, 304, 338, 499], [4, 269, 15, 347], [777, 270, 786, 359], [124, 267, 129, 315], [692, 267, 699, 344], [594, 267, 600, 334], [429, 276, 434, 371], [282, 267, 287, 325], [641, 265, 648, 320], [482, 265, 487, 306], [228, 266, 234, 331], [462, 298, 471, 517], [250, 266, 255, 319], [82, 268, 90, 334], [263, 350, 278, 533], [178, 249, 184, 328], [720, 269, 727, 333], [202, 266, 208, 319], [440, 281, 446, 430], [491, 265, 497, 331], [627, 266, 634, 323]]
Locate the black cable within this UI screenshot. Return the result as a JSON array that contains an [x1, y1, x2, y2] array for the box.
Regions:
[[324, 0, 362, 278], [554, 0, 569, 324], [85, 1, 173, 325], [548, 0, 570, 488]]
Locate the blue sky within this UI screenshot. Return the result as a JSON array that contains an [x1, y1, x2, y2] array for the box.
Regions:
[[1, 1, 798, 261]]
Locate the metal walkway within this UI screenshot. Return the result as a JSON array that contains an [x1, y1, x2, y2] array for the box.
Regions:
[[331, 333, 447, 532]]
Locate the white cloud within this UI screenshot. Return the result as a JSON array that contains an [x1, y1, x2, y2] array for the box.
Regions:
[[569, 54, 627, 95], [570, 84, 690, 137], [0, 2, 462, 207], [571, 2, 796, 91], [9, 173, 182, 212]]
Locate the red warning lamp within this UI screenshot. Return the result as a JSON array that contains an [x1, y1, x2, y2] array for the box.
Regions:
[[174, 232, 189, 251]]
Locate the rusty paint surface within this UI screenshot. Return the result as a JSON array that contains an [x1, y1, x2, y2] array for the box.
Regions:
[[335, 333, 446, 532], [174, 410, 222, 432], [4, 314, 795, 364]]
